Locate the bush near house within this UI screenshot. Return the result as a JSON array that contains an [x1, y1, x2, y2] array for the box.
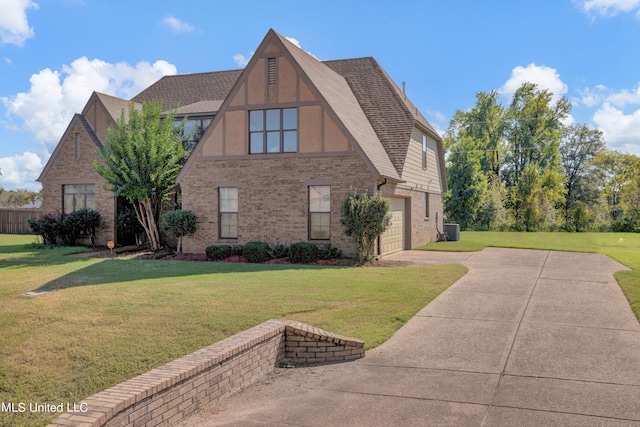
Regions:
[[161, 210, 197, 253], [289, 242, 319, 264], [341, 190, 391, 262], [64, 209, 102, 247], [317, 243, 342, 260], [29, 210, 102, 247], [205, 244, 232, 261], [243, 241, 272, 263], [272, 243, 289, 259]]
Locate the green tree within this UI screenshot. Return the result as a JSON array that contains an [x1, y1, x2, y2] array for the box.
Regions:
[[503, 83, 570, 226], [515, 164, 566, 231], [340, 190, 390, 262], [161, 210, 197, 254], [444, 141, 488, 230], [94, 101, 185, 251], [560, 124, 606, 228], [503, 83, 570, 186], [590, 151, 637, 223]]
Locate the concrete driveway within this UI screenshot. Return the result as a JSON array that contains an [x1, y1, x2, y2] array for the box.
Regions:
[[180, 248, 640, 426]]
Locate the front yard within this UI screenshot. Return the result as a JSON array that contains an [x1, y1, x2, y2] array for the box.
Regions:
[[0, 235, 466, 427]]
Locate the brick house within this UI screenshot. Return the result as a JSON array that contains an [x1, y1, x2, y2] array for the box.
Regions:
[[38, 29, 447, 257]]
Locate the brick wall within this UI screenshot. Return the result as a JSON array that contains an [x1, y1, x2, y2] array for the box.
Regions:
[[180, 155, 376, 256], [40, 119, 116, 246], [47, 320, 364, 427]]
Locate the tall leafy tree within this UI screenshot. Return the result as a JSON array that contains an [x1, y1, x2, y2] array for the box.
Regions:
[[560, 124, 606, 226], [94, 101, 185, 251], [503, 83, 570, 225], [503, 83, 571, 186], [444, 135, 488, 230], [590, 151, 636, 222]]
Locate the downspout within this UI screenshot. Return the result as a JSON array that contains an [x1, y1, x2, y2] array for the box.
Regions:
[[376, 178, 388, 259]]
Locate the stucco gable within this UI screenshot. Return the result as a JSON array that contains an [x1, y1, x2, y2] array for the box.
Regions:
[[178, 29, 401, 183]]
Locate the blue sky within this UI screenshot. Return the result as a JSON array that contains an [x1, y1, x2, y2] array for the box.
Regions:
[[1, 0, 639, 190]]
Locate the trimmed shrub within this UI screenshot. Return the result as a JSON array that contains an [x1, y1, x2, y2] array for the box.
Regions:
[[63, 208, 102, 247], [230, 244, 244, 256], [272, 243, 290, 259], [317, 243, 342, 260], [161, 210, 197, 253], [289, 242, 319, 264], [341, 190, 391, 262], [205, 244, 232, 261], [28, 211, 72, 246], [243, 241, 271, 263]]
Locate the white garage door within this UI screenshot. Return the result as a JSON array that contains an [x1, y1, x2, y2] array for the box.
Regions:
[[380, 197, 405, 256]]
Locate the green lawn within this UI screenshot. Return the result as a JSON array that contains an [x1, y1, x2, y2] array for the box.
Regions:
[[419, 231, 640, 321], [0, 235, 466, 427]]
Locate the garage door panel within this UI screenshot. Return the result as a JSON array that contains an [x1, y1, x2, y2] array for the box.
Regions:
[[381, 197, 405, 256]]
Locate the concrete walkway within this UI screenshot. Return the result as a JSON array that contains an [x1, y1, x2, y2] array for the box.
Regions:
[[180, 248, 640, 426]]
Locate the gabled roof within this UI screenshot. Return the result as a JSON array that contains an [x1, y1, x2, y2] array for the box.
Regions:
[[173, 100, 223, 116], [131, 70, 242, 110], [324, 57, 440, 176], [37, 114, 102, 182], [139, 29, 443, 186], [273, 31, 401, 181], [94, 92, 136, 122]]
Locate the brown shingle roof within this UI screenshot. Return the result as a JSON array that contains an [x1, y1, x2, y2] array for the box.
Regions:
[[276, 33, 400, 180], [131, 70, 242, 109], [94, 92, 136, 122], [131, 30, 441, 181], [324, 57, 439, 177]]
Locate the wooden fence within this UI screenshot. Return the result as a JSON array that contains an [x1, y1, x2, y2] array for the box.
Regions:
[[0, 208, 43, 234]]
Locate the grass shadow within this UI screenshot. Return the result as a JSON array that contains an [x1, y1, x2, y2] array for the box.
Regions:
[[34, 258, 344, 292]]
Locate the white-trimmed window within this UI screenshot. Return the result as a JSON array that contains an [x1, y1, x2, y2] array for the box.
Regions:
[[219, 187, 238, 239], [63, 184, 95, 213], [249, 108, 297, 154], [309, 186, 330, 240]]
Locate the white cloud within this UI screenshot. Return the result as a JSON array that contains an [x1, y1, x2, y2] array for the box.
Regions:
[[233, 53, 251, 67], [1, 57, 176, 189], [578, 0, 640, 16], [500, 63, 569, 102], [2, 57, 177, 152], [592, 103, 640, 154], [285, 36, 317, 59], [605, 84, 640, 108], [0, 151, 42, 190], [0, 0, 38, 46], [161, 16, 195, 33], [575, 84, 608, 107]]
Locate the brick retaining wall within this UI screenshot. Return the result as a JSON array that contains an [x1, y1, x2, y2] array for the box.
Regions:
[[48, 320, 364, 427]]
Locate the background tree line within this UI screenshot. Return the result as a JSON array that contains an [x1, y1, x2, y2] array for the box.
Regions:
[[444, 82, 640, 232], [0, 187, 42, 207]]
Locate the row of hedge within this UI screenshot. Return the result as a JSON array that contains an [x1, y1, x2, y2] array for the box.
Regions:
[[205, 241, 341, 264]]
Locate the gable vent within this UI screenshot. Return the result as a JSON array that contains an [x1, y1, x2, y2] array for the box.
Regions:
[[267, 57, 277, 85]]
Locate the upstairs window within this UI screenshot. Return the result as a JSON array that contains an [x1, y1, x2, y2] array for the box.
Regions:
[[249, 108, 297, 154], [63, 184, 95, 213], [174, 117, 213, 153]]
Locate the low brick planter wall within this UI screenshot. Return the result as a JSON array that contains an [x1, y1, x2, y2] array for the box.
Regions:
[[48, 320, 364, 427]]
